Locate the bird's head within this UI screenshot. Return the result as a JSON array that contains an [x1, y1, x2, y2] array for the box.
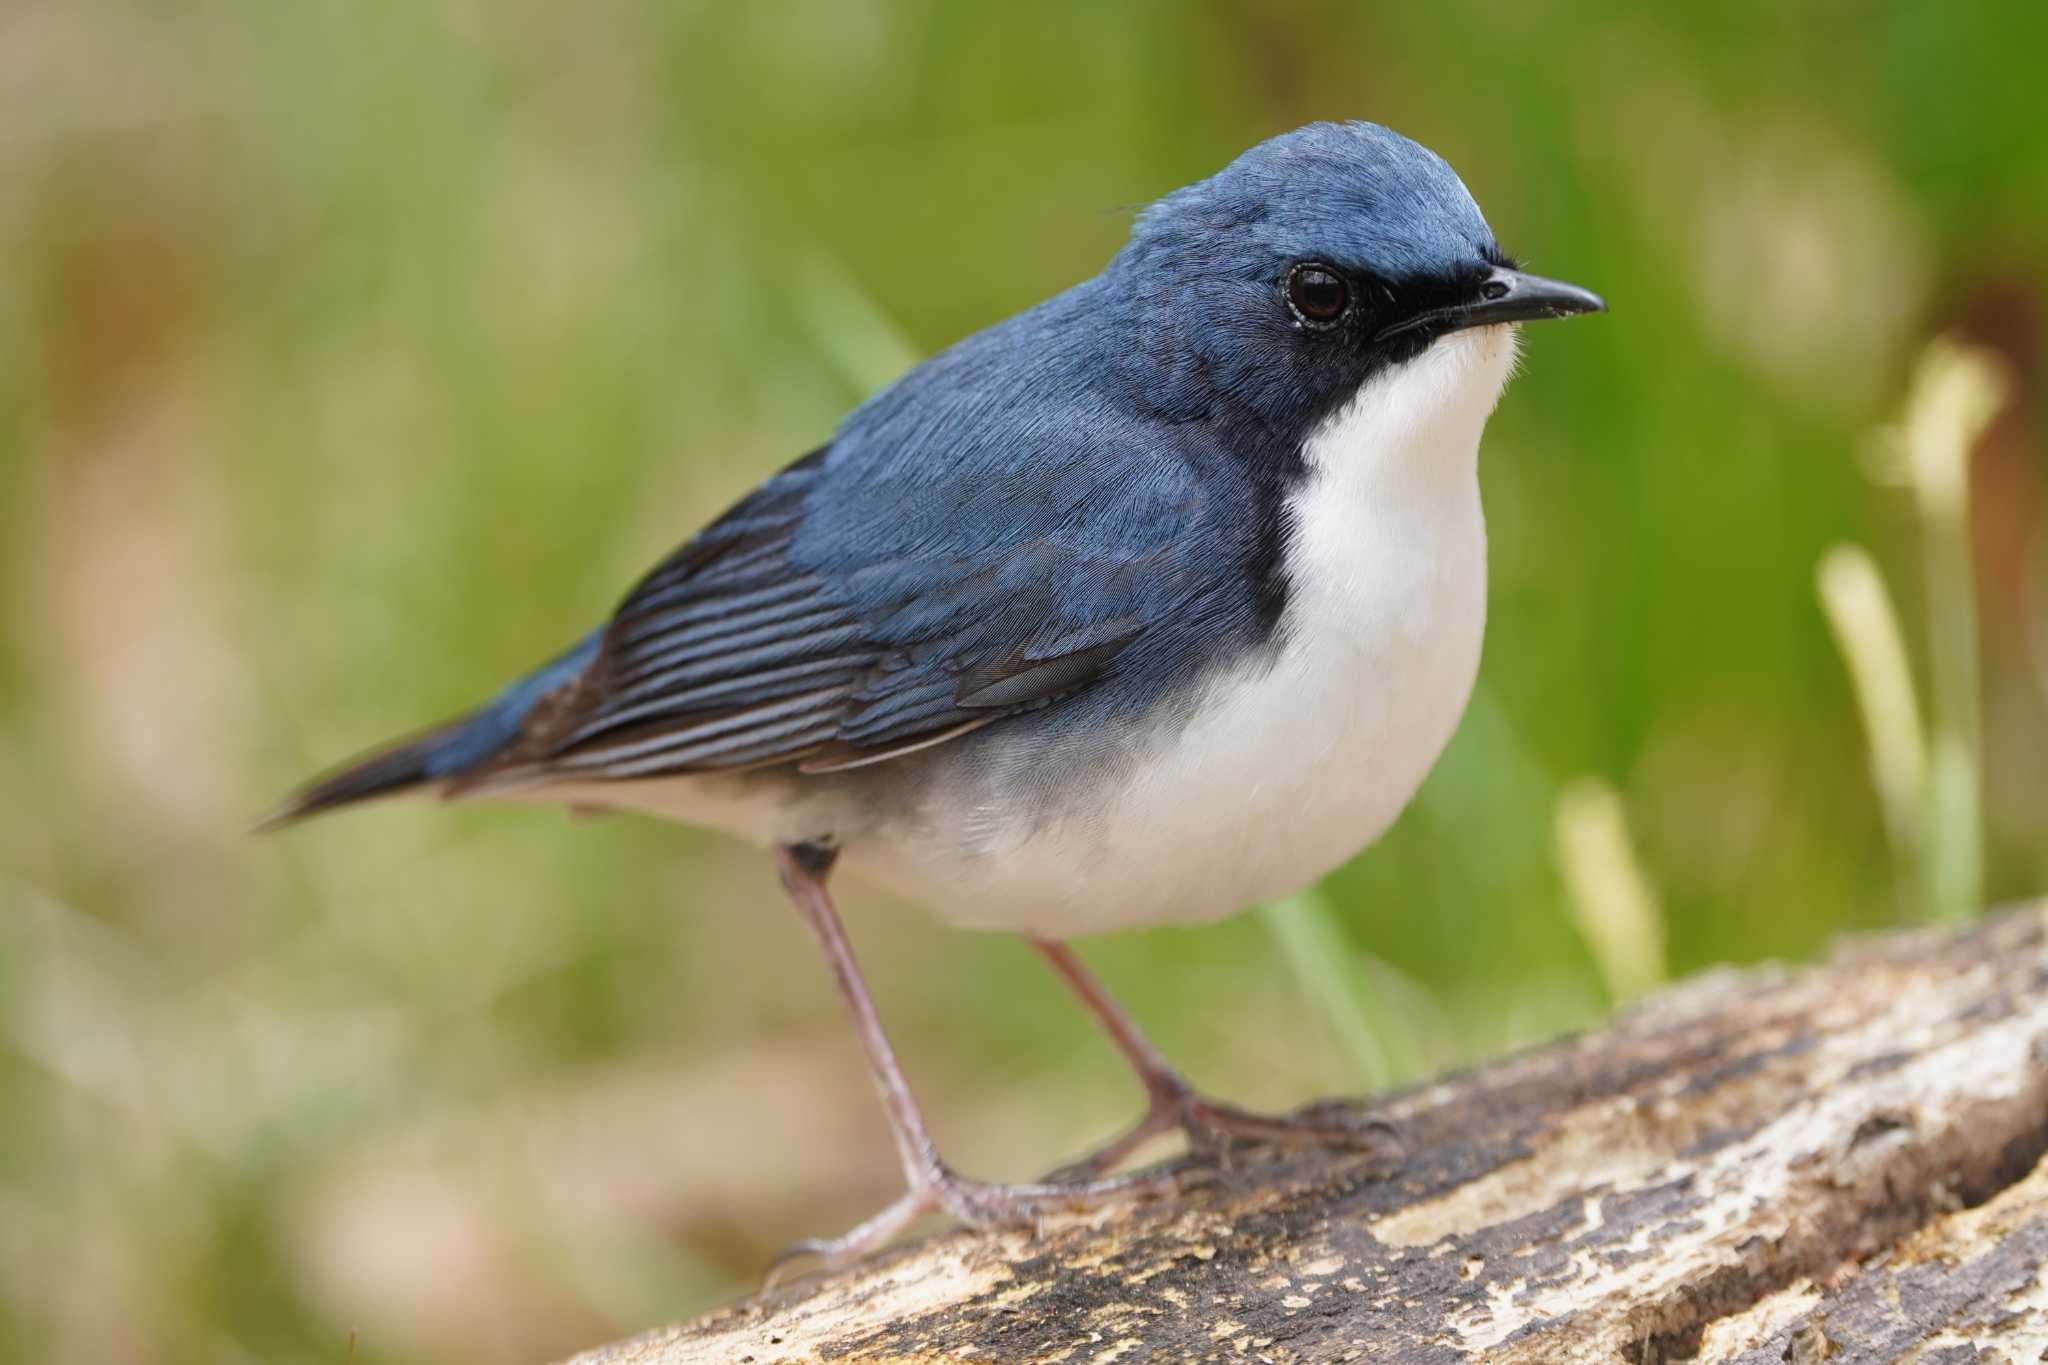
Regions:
[[1108, 121, 1603, 437]]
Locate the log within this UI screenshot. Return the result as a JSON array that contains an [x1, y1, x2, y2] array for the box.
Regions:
[[564, 905, 2048, 1364]]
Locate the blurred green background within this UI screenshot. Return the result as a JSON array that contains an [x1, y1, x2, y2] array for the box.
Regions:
[[3, 2, 2045, 1361]]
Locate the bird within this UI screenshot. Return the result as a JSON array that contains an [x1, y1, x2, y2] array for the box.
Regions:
[[268, 120, 1605, 1266]]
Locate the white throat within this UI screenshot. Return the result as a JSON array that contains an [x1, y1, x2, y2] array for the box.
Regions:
[[1299, 322, 1520, 506]]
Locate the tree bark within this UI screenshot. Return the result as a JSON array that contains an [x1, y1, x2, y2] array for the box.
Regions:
[[564, 904, 2048, 1364]]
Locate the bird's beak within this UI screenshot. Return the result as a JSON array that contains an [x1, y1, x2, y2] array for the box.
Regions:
[[1449, 267, 1606, 331], [1378, 266, 1605, 344]]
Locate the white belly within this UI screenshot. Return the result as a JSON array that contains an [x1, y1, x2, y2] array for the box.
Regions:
[[857, 326, 1517, 936]]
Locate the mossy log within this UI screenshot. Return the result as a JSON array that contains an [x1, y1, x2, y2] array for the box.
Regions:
[[565, 905, 2048, 1364]]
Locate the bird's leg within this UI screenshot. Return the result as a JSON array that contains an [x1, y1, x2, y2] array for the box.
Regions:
[[768, 844, 1184, 1277], [1031, 938, 1402, 1179]]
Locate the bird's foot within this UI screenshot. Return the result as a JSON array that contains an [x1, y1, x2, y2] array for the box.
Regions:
[[1047, 1085, 1403, 1181], [767, 1160, 1188, 1283], [1183, 1095, 1402, 1163]]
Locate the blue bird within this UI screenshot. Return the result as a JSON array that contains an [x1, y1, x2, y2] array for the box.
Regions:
[[270, 120, 1604, 1265]]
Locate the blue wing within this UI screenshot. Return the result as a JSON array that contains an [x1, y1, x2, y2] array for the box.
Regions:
[[271, 280, 1283, 818], [465, 413, 1255, 786], [274, 277, 1283, 813]]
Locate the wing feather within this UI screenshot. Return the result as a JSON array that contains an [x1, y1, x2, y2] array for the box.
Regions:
[[461, 426, 1230, 790]]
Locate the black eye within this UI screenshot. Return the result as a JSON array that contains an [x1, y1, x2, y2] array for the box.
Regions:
[[1286, 263, 1350, 327]]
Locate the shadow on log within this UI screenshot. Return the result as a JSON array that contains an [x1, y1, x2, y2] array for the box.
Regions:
[[566, 905, 2048, 1363]]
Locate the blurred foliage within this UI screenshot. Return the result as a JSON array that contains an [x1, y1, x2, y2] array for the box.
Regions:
[[1, 2, 2045, 1361]]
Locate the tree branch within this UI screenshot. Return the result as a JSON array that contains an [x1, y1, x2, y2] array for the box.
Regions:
[[564, 905, 2048, 1363]]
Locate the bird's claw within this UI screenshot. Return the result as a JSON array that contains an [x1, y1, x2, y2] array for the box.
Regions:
[[766, 1161, 1188, 1283], [1049, 1086, 1405, 1180]]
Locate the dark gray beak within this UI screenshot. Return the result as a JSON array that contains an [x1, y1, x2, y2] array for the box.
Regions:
[[1455, 267, 1606, 329], [1379, 266, 1605, 344]]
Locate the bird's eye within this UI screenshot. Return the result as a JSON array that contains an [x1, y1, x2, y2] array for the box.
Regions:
[[1286, 263, 1350, 327]]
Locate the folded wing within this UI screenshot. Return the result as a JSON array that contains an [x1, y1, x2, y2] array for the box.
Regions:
[[460, 436, 1225, 789]]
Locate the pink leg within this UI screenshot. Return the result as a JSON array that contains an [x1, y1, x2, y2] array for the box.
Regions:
[[1031, 938, 1401, 1177], [770, 846, 1185, 1275]]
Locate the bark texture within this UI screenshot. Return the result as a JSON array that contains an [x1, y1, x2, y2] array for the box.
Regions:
[[565, 905, 2048, 1364]]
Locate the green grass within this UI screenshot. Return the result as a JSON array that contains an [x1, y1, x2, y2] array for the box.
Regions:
[[1, 3, 2044, 1361]]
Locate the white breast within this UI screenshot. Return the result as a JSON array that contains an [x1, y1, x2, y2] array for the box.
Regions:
[[878, 325, 1521, 935]]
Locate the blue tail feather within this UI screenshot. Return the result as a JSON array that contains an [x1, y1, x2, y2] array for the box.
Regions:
[[261, 631, 601, 829]]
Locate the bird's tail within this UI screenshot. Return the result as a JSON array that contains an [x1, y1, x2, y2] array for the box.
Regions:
[[259, 631, 601, 831]]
